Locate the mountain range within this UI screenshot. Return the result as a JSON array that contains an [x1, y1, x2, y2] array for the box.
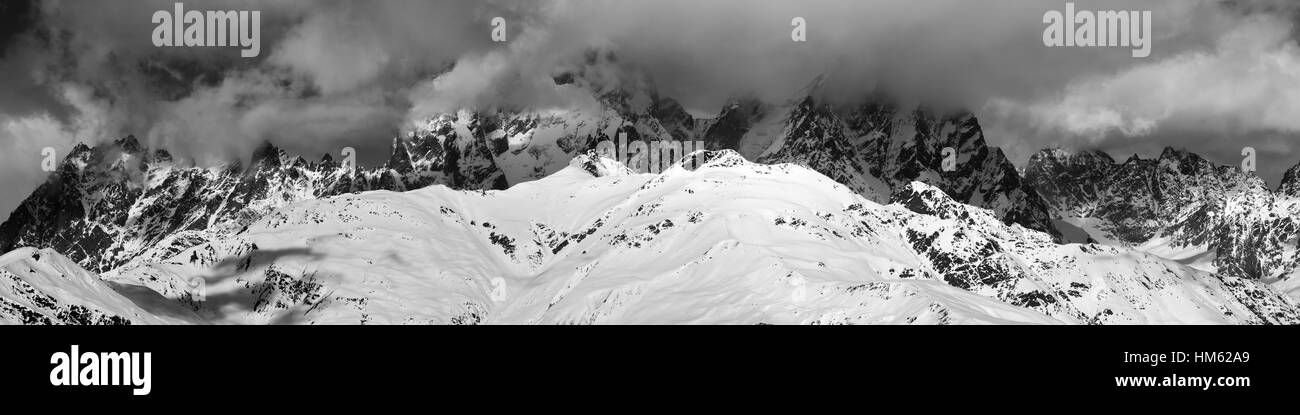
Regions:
[[2, 61, 1298, 324], [1026, 147, 1300, 291]]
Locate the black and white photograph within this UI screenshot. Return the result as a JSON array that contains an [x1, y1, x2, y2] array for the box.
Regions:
[[0, 0, 1296, 401]]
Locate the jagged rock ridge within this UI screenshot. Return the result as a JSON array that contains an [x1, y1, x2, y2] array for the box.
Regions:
[[1026, 147, 1300, 285]]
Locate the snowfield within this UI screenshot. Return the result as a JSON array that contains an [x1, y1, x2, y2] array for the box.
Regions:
[[4, 150, 1289, 325], [0, 247, 188, 324]]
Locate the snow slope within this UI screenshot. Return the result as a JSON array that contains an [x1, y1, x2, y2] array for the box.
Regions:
[[91, 151, 1297, 325], [0, 247, 187, 324]]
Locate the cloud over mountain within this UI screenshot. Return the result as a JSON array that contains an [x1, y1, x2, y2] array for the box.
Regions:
[[3, 0, 1300, 220]]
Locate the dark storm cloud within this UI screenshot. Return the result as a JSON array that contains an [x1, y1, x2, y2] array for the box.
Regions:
[[0, 0, 37, 56], [0, 0, 513, 217], [2, 0, 1300, 219], [982, 2, 1300, 183], [405, 0, 1300, 183]]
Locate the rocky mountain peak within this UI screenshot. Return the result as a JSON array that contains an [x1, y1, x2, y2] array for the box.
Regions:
[[385, 137, 415, 174], [571, 150, 633, 178], [70, 142, 93, 155], [151, 148, 173, 164], [250, 141, 284, 170], [702, 96, 766, 151], [1156, 146, 1214, 175], [1121, 153, 1147, 165], [650, 96, 695, 142], [1281, 162, 1300, 197], [892, 182, 966, 220], [824, 91, 1062, 241], [113, 135, 143, 154], [1030, 147, 1115, 166]]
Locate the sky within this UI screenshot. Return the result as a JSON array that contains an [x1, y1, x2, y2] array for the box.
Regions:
[[2, 0, 1300, 218]]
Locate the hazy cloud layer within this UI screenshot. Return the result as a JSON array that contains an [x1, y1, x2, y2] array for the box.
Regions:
[[2, 0, 1300, 217]]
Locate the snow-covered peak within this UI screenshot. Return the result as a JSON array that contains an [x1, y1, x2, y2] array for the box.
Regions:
[[891, 182, 967, 219], [569, 150, 633, 177], [691, 149, 750, 169], [1029, 147, 1115, 167]]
